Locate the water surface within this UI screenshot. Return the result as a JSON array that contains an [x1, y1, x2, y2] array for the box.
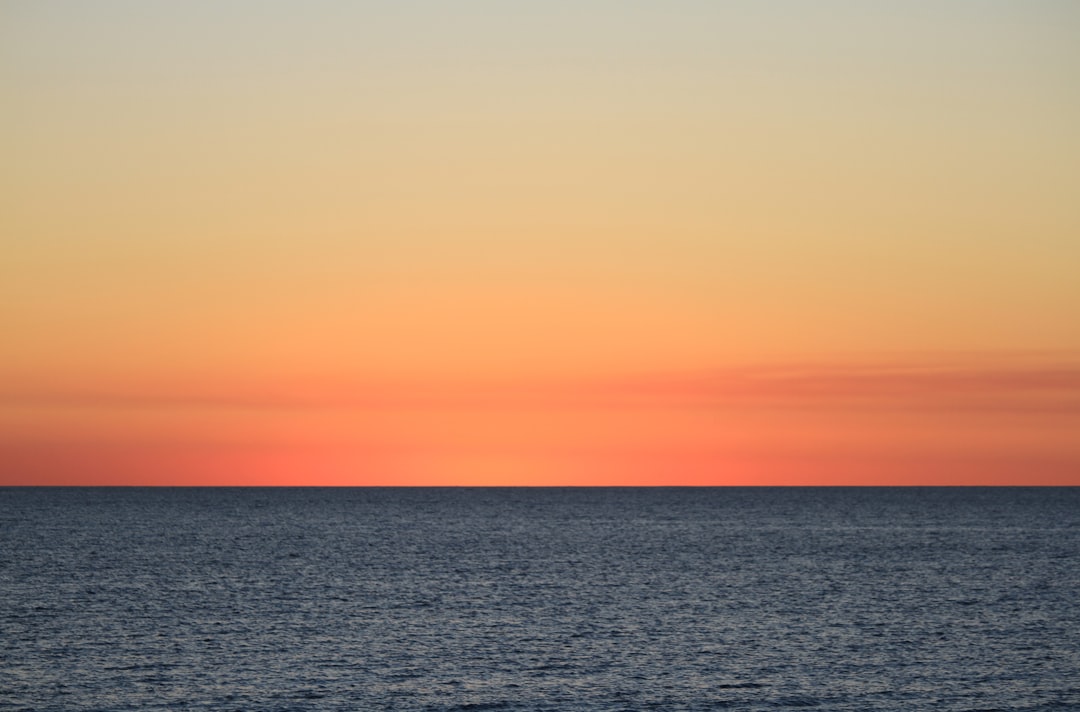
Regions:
[[2, 487, 1078, 710]]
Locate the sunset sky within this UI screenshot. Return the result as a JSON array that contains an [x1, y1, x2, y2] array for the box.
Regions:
[[3, 1, 1079, 485]]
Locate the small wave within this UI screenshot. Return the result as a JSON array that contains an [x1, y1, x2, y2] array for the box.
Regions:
[[768, 695, 823, 708]]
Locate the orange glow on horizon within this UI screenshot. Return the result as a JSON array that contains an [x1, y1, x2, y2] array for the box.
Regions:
[[3, 359, 1078, 486]]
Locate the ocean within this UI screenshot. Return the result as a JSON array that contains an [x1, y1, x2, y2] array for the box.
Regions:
[[2, 487, 1078, 711]]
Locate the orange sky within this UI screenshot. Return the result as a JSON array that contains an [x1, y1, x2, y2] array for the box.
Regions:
[[3, 2, 1079, 485]]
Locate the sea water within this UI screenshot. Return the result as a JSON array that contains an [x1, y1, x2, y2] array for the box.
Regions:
[[2, 487, 1078, 711]]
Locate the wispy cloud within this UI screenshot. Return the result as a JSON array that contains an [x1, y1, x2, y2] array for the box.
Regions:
[[3, 354, 1080, 413], [594, 358, 1080, 412]]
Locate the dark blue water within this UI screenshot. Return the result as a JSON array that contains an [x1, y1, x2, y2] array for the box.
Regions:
[[2, 487, 1078, 711]]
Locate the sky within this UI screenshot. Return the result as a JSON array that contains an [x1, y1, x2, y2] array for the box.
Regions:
[[3, 1, 1079, 485]]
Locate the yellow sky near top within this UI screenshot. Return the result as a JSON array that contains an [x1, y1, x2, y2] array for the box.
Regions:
[[4, 2, 1080, 392]]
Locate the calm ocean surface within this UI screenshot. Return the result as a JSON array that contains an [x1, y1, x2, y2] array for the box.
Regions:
[[2, 487, 1078, 711]]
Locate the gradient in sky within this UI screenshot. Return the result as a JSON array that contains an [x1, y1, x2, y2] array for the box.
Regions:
[[3, 1, 1079, 485]]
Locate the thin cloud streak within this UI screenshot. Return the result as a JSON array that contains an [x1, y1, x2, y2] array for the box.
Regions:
[[3, 358, 1080, 413]]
